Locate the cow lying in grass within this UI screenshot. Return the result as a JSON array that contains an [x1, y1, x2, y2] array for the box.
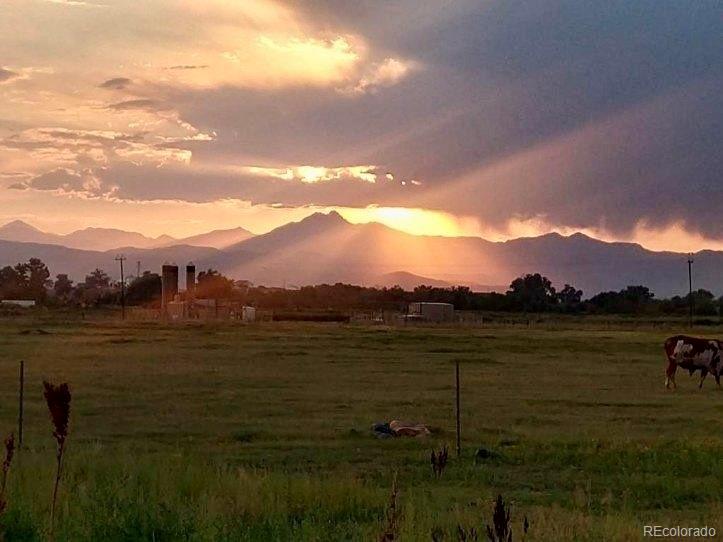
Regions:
[[664, 335, 721, 389]]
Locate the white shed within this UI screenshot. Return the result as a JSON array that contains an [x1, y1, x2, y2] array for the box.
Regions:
[[241, 306, 256, 322], [1, 300, 36, 308], [407, 302, 455, 322]]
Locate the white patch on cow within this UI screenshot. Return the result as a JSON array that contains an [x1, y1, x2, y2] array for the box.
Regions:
[[673, 339, 719, 371], [673, 340, 692, 358]]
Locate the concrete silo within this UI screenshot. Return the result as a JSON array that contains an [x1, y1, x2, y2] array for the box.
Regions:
[[186, 263, 196, 301], [161, 263, 179, 309]]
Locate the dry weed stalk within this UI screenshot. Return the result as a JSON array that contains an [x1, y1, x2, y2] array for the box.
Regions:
[[43, 381, 71, 540], [435, 494, 530, 542], [457, 524, 479, 541], [430, 445, 449, 478], [485, 495, 512, 542], [378, 473, 400, 541]]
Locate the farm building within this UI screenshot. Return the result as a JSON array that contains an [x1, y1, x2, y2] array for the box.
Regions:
[[1, 299, 36, 307], [407, 302, 455, 322], [154, 262, 257, 322]]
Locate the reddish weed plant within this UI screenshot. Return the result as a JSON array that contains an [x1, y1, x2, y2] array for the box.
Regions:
[[0, 433, 14, 517], [43, 381, 71, 540]]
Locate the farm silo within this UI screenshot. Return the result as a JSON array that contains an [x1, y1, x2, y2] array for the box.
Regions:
[[186, 263, 196, 300], [161, 263, 179, 308]]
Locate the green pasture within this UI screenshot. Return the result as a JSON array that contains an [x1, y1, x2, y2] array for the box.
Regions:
[[0, 314, 720, 540]]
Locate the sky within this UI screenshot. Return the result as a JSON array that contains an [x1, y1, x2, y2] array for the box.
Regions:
[[1, 0, 721, 252]]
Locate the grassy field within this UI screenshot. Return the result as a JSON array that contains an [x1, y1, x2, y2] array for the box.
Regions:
[[0, 313, 721, 541]]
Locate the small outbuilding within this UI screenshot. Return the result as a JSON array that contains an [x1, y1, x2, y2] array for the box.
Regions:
[[0, 300, 36, 308], [241, 306, 256, 322], [407, 302, 455, 323]]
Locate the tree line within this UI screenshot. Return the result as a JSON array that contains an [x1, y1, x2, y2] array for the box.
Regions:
[[1, 258, 721, 317]]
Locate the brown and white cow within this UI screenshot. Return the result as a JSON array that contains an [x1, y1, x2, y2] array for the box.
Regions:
[[664, 335, 721, 389]]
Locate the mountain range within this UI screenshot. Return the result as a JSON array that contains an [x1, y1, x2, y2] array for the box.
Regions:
[[0, 220, 254, 251], [0, 213, 720, 297]]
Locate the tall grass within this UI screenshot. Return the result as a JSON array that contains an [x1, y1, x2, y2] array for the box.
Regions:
[[0, 444, 720, 541]]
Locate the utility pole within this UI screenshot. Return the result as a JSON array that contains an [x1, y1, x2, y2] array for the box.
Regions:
[[687, 254, 694, 328], [115, 254, 127, 320], [136, 260, 141, 279]]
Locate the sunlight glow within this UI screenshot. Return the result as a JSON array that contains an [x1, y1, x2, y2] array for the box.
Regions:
[[247, 165, 378, 183], [338, 207, 468, 237]]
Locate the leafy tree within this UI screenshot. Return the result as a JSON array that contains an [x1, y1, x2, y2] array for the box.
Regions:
[[588, 285, 655, 314], [84, 268, 111, 289], [0, 258, 50, 301], [0, 265, 24, 299], [687, 289, 717, 316], [126, 272, 161, 305], [196, 269, 235, 300], [53, 274, 74, 299], [621, 285, 654, 307], [557, 284, 583, 312], [506, 273, 557, 312], [25, 258, 51, 301]]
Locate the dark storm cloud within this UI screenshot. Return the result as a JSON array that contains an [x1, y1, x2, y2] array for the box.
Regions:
[[21, 161, 414, 207], [413, 80, 722, 236], [103, 163, 413, 206], [99, 77, 132, 89], [157, 0, 721, 237], [19, 168, 108, 196], [26, 168, 84, 191]]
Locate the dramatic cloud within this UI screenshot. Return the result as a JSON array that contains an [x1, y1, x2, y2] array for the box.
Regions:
[[13, 167, 111, 197], [247, 165, 380, 184], [410, 79, 722, 238], [346, 58, 418, 94], [0, 128, 197, 171], [2, 1, 414, 91], [0, 0, 721, 248], [16, 160, 412, 205]]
